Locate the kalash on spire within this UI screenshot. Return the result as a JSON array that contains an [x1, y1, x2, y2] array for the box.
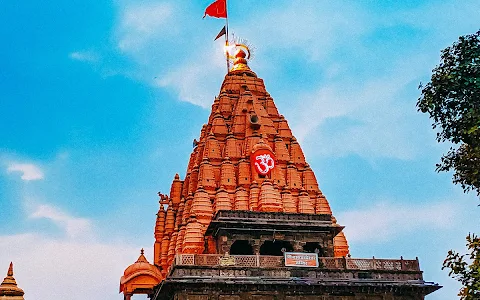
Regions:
[[119, 5, 441, 300]]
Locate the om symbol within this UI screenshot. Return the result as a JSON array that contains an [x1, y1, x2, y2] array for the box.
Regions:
[[255, 154, 275, 175]]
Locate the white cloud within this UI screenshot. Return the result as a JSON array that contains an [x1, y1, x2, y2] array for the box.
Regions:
[[69, 51, 99, 63], [29, 204, 93, 240], [0, 233, 146, 300], [110, 0, 428, 158], [7, 163, 44, 181], [113, 1, 225, 108], [148, 1, 368, 109], [113, 1, 228, 108], [116, 0, 479, 160], [0, 202, 150, 300], [156, 45, 226, 108], [396, 1, 480, 40], [337, 201, 458, 243], [243, 1, 369, 62], [283, 37, 440, 161], [287, 77, 415, 160], [117, 2, 175, 52]]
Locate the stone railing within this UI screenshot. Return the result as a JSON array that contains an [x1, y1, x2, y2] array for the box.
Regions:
[[174, 254, 420, 271]]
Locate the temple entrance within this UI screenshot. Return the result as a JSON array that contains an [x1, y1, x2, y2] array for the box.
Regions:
[[260, 241, 293, 256], [230, 240, 254, 255], [303, 242, 324, 256]]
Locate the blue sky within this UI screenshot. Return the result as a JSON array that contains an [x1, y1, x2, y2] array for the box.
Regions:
[[1, 1, 479, 299]]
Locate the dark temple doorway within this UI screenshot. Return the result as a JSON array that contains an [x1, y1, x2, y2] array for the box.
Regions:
[[260, 241, 293, 256], [230, 240, 254, 255], [303, 242, 325, 256]]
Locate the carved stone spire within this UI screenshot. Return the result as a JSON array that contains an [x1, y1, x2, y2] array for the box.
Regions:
[[215, 186, 232, 212], [143, 46, 346, 275], [169, 174, 183, 209], [332, 216, 350, 257], [0, 262, 25, 299]]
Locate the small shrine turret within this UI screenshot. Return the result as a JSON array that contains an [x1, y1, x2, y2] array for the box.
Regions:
[[0, 263, 24, 300], [120, 249, 163, 300]]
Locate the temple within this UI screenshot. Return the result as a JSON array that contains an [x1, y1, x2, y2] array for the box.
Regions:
[[120, 46, 441, 299], [0, 263, 24, 300]]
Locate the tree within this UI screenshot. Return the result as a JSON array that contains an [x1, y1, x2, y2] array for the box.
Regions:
[[442, 233, 480, 299], [419, 30, 480, 299], [417, 30, 480, 196]]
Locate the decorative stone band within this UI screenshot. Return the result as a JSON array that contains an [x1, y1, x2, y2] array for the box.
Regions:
[[174, 254, 420, 271], [213, 210, 332, 222]]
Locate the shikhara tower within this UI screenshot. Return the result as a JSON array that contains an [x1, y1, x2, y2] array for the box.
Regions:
[[0, 263, 24, 300], [120, 47, 440, 300]]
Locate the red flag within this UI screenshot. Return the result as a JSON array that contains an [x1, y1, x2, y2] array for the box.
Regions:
[[203, 0, 227, 18]]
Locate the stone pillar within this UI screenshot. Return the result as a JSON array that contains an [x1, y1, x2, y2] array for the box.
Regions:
[[252, 239, 261, 254]]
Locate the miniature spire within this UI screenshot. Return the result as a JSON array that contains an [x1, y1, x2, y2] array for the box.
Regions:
[[281, 188, 297, 213], [0, 262, 25, 298], [120, 249, 163, 297], [332, 217, 350, 257], [315, 193, 332, 215], [258, 179, 282, 212], [182, 215, 206, 254], [297, 190, 314, 214], [215, 186, 232, 212], [191, 186, 213, 226], [234, 186, 249, 210], [7, 263, 12, 277], [169, 173, 183, 209], [136, 248, 148, 263]]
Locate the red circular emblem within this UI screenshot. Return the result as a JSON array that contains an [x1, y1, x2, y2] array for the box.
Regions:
[[251, 149, 276, 175]]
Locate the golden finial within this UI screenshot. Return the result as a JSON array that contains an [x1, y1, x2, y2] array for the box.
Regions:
[[224, 42, 257, 76]]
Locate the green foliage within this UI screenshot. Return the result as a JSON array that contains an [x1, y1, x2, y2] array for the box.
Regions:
[[417, 30, 480, 196], [442, 233, 480, 299]]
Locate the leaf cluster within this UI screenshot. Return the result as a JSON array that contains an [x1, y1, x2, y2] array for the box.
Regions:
[[442, 233, 480, 299], [417, 30, 480, 196]]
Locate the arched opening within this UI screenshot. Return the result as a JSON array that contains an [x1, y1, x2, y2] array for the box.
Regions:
[[230, 240, 254, 255], [260, 240, 293, 256], [303, 242, 325, 256]]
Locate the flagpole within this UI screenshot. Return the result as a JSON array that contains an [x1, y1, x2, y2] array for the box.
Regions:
[[225, 0, 230, 73]]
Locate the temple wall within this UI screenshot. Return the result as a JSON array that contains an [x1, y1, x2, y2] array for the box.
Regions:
[[171, 291, 423, 300]]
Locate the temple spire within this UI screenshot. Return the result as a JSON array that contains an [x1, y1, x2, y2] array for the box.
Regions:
[[0, 262, 25, 299], [121, 41, 351, 299]]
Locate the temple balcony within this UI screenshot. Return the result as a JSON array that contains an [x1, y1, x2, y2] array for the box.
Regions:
[[173, 254, 421, 272], [152, 254, 440, 299]]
